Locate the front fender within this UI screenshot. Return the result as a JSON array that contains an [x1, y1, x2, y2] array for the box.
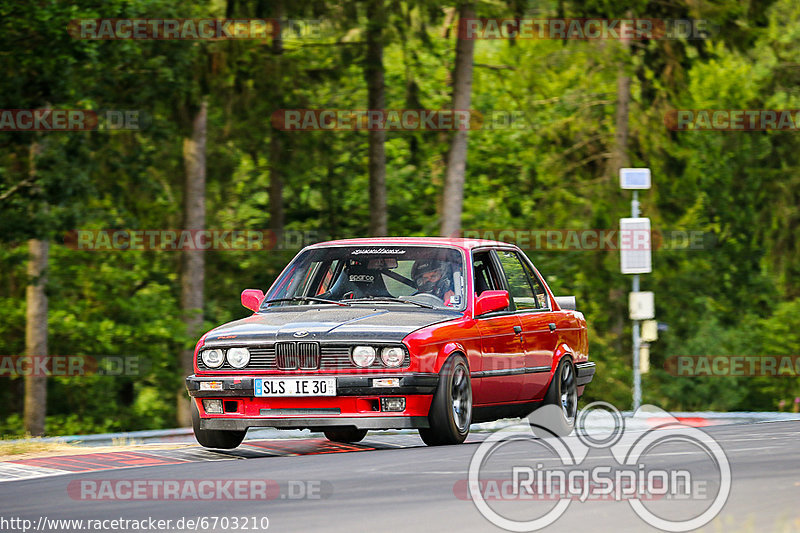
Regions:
[[436, 342, 468, 373]]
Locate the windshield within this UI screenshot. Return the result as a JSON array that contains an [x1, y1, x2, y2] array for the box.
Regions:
[[264, 245, 466, 310]]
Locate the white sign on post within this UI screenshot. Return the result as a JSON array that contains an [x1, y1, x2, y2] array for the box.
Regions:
[[641, 319, 659, 342], [620, 217, 652, 274], [629, 291, 655, 320], [620, 168, 651, 189]]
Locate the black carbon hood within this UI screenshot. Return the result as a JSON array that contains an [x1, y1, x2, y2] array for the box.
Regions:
[[202, 306, 461, 346]]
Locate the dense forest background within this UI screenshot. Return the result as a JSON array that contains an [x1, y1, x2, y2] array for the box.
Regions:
[[1, 0, 799, 436]]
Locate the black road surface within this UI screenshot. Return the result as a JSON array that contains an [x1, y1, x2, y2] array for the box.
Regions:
[[0, 421, 798, 532]]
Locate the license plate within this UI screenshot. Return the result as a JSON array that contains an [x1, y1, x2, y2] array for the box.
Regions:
[[254, 378, 336, 397]]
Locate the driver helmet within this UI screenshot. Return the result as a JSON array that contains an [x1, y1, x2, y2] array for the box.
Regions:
[[411, 258, 453, 299]]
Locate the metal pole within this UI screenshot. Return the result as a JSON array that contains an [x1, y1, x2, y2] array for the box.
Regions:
[[631, 190, 642, 411]]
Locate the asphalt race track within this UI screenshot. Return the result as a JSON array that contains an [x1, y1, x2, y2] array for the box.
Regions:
[[0, 421, 798, 532]]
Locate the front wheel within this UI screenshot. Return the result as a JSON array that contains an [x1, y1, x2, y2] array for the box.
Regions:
[[323, 427, 368, 443], [419, 354, 472, 446], [191, 401, 246, 449]]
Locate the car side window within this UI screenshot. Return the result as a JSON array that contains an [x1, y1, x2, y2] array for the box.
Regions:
[[472, 252, 498, 296], [313, 260, 342, 295], [472, 250, 511, 312], [495, 250, 541, 310], [526, 267, 550, 309]]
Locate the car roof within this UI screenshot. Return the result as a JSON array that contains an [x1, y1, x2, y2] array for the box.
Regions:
[[305, 237, 515, 251]]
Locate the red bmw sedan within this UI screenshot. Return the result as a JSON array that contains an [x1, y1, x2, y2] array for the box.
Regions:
[[186, 238, 594, 447]]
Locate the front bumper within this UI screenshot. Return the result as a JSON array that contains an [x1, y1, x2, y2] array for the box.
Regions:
[[575, 361, 596, 387], [186, 373, 438, 397], [199, 416, 429, 431], [186, 373, 438, 431]]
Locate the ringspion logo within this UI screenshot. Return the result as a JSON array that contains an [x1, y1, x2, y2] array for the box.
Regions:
[[463, 403, 730, 531]]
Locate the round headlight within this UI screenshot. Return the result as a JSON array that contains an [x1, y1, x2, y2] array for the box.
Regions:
[[381, 347, 405, 367], [226, 347, 250, 369], [351, 346, 376, 367], [201, 348, 224, 368]]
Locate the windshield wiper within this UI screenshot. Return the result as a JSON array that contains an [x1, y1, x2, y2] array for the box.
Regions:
[[261, 297, 351, 307], [349, 296, 437, 309]]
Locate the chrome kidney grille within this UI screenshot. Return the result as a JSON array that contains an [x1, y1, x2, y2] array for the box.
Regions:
[[276, 341, 320, 370]]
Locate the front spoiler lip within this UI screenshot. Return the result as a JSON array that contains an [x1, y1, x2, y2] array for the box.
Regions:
[[186, 373, 439, 397], [199, 416, 430, 431]]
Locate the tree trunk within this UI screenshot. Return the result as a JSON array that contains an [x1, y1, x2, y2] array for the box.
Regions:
[[608, 69, 631, 174], [269, 0, 285, 237], [606, 20, 632, 177], [607, 19, 633, 355], [24, 142, 48, 437], [365, 0, 387, 236], [25, 238, 49, 436], [178, 100, 207, 427], [440, 2, 476, 237]]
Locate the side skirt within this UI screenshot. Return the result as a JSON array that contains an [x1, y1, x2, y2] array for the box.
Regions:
[[472, 401, 543, 423]]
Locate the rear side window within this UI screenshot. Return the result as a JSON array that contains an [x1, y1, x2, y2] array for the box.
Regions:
[[495, 250, 542, 310], [527, 266, 550, 309]]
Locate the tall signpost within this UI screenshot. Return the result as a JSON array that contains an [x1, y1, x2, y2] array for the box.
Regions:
[[620, 168, 653, 411]]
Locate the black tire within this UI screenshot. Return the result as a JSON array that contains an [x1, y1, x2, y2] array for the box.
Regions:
[[537, 358, 578, 437], [323, 427, 368, 443], [191, 401, 246, 449], [419, 354, 472, 446]]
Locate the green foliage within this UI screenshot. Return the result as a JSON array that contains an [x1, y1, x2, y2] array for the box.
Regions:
[[2, 0, 800, 436]]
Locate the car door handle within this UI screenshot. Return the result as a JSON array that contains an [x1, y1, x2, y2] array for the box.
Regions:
[[548, 323, 556, 332], [513, 326, 522, 335]]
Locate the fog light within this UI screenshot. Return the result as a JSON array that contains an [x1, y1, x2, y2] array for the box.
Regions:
[[203, 399, 223, 414], [380, 397, 406, 412]]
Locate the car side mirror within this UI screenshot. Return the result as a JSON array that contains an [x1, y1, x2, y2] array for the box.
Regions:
[[554, 296, 576, 311], [475, 290, 509, 315], [241, 289, 265, 312]]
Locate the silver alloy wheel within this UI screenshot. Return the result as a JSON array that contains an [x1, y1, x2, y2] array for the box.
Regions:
[[560, 362, 578, 424], [451, 365, 472, 432]]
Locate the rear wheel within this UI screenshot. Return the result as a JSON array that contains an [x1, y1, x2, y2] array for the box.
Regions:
[[323, 427, 368, 443], [419, 354, 472, 446], [540, 358, 577, 436], [191, 401, 246, 449]]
